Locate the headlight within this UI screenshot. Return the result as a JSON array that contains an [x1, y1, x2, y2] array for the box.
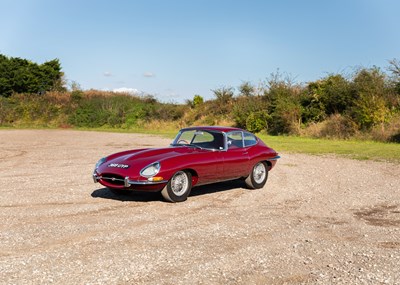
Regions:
[[140, 162, 161, 177], [95, 157, 106, 170]]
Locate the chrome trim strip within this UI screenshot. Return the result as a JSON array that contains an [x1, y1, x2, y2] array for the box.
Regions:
[[124, 177, 130, 187], [129, 180, 168, 185], [124, 176, 168, 187], [268, 155, 281, 161], [93, 173, 99, 183], [93, 173, 167, 187]]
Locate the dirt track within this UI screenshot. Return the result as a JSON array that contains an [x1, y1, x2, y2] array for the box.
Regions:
[[0, 130, 399, 285]]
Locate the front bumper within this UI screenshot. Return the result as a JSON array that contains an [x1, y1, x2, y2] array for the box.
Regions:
[[93, 173, 168, 188]]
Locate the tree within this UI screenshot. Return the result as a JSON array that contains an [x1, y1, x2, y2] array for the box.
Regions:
[[264, 71, 302, 134], [387, 58, 400, 100], [192, 94, 204, 107], [388, 58, 400, 77], [319, 74, 353, 115], [270, 95, 302, 135], [351, 67, 389, 129], [301, 74, 353, 124], [0, 54, 65, 97], [239, 81, 255, 97], [212, 86, 234, 104], [211, 86, 235, 115]]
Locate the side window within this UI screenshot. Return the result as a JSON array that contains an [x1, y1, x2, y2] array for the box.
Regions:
[[227, 131, 243, 148], [244, 132, 257, 147], [192, 131, 224, 150]]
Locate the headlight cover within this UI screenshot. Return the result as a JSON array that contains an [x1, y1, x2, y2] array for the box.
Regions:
[[140, 162, 161, 177], [95, 157, 107, 170]]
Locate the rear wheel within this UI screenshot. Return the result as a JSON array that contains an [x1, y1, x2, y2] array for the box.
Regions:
[[245, 161, 268, 189], [161, 171, 192, 202]]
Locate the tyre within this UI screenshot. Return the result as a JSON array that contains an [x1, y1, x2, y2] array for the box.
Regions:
[[245, 161, 268, 189], [161, 171, 192, 202]]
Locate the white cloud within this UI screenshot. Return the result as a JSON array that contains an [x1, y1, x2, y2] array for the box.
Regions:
[[103, 71, 112, 77], [143, 72, 155, 78], [113, 87, 140, 95]]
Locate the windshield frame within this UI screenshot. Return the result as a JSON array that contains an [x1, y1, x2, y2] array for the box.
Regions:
[[171, 129, 227, 151]]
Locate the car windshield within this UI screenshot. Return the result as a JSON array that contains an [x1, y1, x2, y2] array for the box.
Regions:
[[172, 130, 225, 150]]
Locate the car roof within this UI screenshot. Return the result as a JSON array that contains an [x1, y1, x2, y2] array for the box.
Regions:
[[180, 126, 245, 133]]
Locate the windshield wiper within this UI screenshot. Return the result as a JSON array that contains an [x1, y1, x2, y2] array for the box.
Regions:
[[171, 143, 202, 149], [188, 143, 203, 149]]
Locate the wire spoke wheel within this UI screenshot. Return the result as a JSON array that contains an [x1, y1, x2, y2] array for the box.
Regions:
[[171, 171, 189, 196], [245, 161, 268, 189], [161, 171, 192, 202], [253, 162, 266, 184]]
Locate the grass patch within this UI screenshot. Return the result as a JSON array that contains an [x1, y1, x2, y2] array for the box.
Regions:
[[259, 134, 400, 162]]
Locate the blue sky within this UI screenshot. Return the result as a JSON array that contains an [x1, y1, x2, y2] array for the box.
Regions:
[[1, 0, 399, 102]]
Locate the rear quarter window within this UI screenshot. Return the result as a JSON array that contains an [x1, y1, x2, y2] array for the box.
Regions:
[[244, 132, 257, 147]]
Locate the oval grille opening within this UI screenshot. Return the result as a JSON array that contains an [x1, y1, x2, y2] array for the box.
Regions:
[[101, 173, 125, 186]]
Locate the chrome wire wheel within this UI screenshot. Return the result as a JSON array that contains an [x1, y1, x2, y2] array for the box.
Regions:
[[253, 162, 266, 184], [171, 171, 189, 196], [245, 161, 269, 189], [161, 170, 192, 202]]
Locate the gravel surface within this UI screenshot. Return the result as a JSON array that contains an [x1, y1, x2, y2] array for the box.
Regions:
[[0, 130, 399, 285]]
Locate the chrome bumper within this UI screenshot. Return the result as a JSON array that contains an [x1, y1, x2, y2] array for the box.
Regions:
[[93, 173, 167, 187]]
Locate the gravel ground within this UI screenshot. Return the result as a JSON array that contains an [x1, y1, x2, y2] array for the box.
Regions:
[[0, 129, 399, 285]]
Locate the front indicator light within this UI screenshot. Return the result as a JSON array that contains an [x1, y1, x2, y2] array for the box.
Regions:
[[148, 176, 164, 182]]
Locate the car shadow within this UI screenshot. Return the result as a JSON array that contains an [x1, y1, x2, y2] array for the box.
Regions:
[[91, 188, 163, 202], [190, 179, 247, 197], [91, 179, 247, 202]]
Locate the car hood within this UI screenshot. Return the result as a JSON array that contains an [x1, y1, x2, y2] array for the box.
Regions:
[[97, 146, 205, 175], [115, 147, 195, 163]]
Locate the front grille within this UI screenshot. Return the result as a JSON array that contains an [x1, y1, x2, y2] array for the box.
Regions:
[[101, 173, 125, 186]]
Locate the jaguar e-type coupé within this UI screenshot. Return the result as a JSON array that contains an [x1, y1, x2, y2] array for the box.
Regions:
[[93, 126, 279, 202]]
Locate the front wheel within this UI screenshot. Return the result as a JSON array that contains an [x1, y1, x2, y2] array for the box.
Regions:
[[161, 171, 192, 202], [245, 161, 268, 189]]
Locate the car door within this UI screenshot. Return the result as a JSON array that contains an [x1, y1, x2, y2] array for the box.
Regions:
[[221, 131, 251, 179], [188, 131, 224, 184]]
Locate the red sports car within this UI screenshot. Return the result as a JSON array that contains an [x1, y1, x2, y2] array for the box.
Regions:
[[93, 126, 280, 202]]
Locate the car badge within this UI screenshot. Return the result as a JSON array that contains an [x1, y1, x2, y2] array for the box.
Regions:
[[108, 163, 130, 169]]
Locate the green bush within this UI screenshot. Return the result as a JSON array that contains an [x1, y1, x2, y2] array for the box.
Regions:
[[351, 67, 389, 129], [67, 94, 151, 128], [150, 103, 186, 121], [320, 114, 359, 139], [269, 96, 302, 135], [233, 96, 268, 129], [246, 111, 270, 133], [193, 95, 204, 107]]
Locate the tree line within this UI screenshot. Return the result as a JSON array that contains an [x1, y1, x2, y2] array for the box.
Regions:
[[1, 54, 399, 142], [188, 61, 400, 142]]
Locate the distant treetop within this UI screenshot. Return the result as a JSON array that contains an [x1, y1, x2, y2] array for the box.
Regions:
[[0, 54, 65, 97]]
